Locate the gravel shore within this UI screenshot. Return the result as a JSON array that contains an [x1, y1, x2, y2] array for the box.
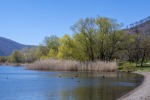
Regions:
[[118, 72, 150, 100]]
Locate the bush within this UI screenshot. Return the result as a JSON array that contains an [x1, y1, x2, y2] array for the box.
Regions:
[[118, 62, 136, 71], [7, 50, 24, 63], [0, 56, 7, 63]]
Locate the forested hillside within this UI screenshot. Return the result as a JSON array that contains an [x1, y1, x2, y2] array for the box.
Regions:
[[127, 16, 150, 34], [0, 37, 32, 56]]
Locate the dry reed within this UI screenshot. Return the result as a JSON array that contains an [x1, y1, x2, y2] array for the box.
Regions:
[[27, 59, 117, 72]]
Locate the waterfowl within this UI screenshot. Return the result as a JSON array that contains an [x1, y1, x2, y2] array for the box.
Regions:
[[102, 75, 105, 78]]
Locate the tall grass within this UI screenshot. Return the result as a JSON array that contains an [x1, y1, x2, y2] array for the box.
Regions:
[[27, 59, 117, 72]]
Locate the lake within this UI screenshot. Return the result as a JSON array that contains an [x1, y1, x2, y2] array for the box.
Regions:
[[0, 66, 143, 100]]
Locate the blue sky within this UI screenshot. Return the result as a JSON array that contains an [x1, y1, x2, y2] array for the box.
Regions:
[[0, 0, 150, 45]]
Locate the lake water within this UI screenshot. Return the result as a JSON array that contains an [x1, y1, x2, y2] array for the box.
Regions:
[[0, 66, 143, 100]]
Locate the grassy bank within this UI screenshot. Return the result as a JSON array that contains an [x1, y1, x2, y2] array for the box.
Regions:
[[136, 66, 150, 72], [118, 62, 150, 72], [27, 59, 117, 72]]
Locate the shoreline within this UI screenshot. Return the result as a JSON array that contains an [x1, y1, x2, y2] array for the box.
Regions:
[[1, 64, 150, 99], [118, 71, 150, 100]]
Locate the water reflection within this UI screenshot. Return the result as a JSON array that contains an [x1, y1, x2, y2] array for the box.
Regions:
[[59, 72, 142, 100], [0, 66, 143, 100]]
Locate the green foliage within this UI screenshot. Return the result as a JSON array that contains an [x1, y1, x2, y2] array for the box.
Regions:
[[6, 16, 150, 66], [126, 32, 150, 66], [7, 50, 24, 63], [36, 35, 60, 59], [136, 67, 150, 72], [43, 35, 60, 50], [33, 17, 135, 62], [0, 56, 7, 63], [36, 45, 49, 59], [20, 47, 37, 63], [7, 47, 38, 63], [71, 17, 134, 61], [73, 33, 89, 61], [57, 34, 75, 59], [71, 18, 97, 61], [48, 49, 58, 58], [118, 62, 136, 71]]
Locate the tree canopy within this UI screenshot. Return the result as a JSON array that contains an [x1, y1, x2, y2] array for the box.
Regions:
[[2, 16, 149, 66]]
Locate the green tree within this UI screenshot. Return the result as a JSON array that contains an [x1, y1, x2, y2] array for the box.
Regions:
[[71, 18, 96, 61], [37, 35, 60, 59], [43, 35, 60, 51], [95, 17, 135, 61], [57, 34, 75, 59], [73, 33, 89, 61], [20, 47, 37, 63], [48, 49, 58, 58], [36, 45, 49, 59], [7, 50, 24, 63], [0, 56, 7, 63], [107, 31, 135, 60]]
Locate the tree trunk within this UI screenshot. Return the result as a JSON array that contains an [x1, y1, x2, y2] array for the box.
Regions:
[[140, 49, 146, 66]]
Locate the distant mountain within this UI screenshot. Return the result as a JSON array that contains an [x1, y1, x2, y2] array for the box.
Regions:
[[0, 37, 33, 56], [126, 16, 150, 34]]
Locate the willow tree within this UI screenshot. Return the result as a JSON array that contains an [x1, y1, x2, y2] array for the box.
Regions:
[[95, 17, 112, 60], [43, 35, 60, 51], [71, 17, 134, 61], [95, 17, 134, 61], [73, 33, 90, 61], [71, 18, 96, 61], [36, 35, 60, 59], [57, 34, 75, 59]]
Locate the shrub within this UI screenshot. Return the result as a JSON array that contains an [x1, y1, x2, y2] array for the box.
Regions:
[[119, 62, 136, 71]]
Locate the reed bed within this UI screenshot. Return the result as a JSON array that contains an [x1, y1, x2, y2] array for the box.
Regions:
[[27, 59, 117, 72]]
